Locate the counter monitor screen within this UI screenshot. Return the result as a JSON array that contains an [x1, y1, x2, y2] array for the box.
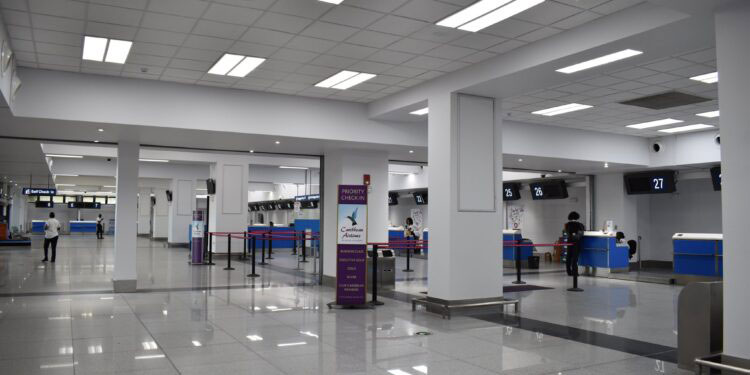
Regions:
[[624, 170, 676, 194], [710, 166, 721, 191], [68, 202, 101, 209], [413, 191, 428, 205], [502, 183, 521, 201], [388, 192, 399, 206], [529, 180, 568, 200]]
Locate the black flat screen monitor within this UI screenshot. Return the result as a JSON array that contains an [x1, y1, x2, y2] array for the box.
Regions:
[[502, 183, 521, 201], [206, 179, 216, 195], [388, 192, 399, 206], [413, 191, 427, 205], [624, 170, 676, 194], [35, 201, 54, 208], [165, 190, 173, 202], [68, 202, 101, 209], [710, 166, 721, 191], [529, 180, 568, 200]]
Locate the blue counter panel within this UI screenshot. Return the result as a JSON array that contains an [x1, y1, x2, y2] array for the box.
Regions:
[[32, 221, 46, 234], [248, 226, 296, 249], [673, 239, 722, 277], [503, 233, 527, 261], [70, 222, 97, 233], [388, 230, 428, 254], [579, 236, 629, 270]]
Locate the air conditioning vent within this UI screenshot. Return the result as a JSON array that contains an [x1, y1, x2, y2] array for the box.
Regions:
[[619, 91, 710, 110]]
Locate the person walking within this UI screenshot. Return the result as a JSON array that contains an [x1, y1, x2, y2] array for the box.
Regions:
[[563, 211, 585, 277], [42, 212, 61, 263], [96, 214, 104, 239]]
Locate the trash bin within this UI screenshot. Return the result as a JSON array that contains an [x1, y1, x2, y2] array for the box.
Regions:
[[677, 281, 723, 370], [366, 250, 395, 292], [528, 255, 540, 269]]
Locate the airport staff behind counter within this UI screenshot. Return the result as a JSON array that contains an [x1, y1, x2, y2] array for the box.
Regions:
[[564, 211, 585, 277]]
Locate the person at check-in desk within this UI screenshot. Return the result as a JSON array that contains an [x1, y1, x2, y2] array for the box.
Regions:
[[563, 211, 585, 277], [96, 214, 104, 239], [404, 217, 420, 254]]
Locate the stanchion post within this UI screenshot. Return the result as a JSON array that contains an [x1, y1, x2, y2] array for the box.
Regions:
[[242, 231, 248, 260], [206, 233, 215, 266], [224, 234, 235, 270], [247, 235, 259, 278], [512, 243, 525, 285], [301, 232, 308, 263], [292, 230, 298, 255], [402, 241, 414, 273], [267, 231, 274, 259], [259, 233, 268, 265], [371, 244, 383, 306]]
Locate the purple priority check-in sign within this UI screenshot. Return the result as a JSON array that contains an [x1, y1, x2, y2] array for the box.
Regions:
[[336, 185, 368, 306]]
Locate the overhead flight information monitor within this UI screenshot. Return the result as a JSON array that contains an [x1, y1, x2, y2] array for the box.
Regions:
[[502, 183, 521, 201], [388, 192, 399, 206], [413, 191, 428, 205], [710, 166, 721, 191], [529, 180, 568, 200], [624, 170, 676, 194]]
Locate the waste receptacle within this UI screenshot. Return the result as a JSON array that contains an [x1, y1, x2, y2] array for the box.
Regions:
[[366, 250, 395, 291], [528, 255, 540, 269], [678, 281, 723, 370]]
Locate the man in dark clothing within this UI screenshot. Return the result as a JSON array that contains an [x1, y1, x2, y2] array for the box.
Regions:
[[564, 211, 585, 277]]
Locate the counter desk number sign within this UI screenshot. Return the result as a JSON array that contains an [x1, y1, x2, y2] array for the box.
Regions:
[[330, 185, 368, 308]]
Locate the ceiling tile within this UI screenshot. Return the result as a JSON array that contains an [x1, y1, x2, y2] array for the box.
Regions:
[[88, 4, 143, 27], [3, 9, 30, 27], [37, 53, 80, 67], [148, 0, 209, 18], [346, 30, 401, 49], [320, 5, 384, 28], [282, 73, 324, 84], [284, 35, 337, 53], [643, 58, 694, 72], [679, 48, 715, 63], [309, 54, 357, 69], [383, 65, 427, 78], [135, 28, 187, 46], [269, 0, 333, 19], [253, 12, 313, 34], [367, 49, 415, 65], [240, 28, 295, 46], [141, 12, 197, 34], [163, 68, 205, 80], [228, 41, 279, 57], [0, 0, 28, 11], [450, 33, 505, 50], [635, 72, 680, 84], [29, 0, 86, 19], [296, 64, 339, 76], [517, 27, 561, 42], [347, 60, 395, 74], [262, 59, 303, 73], [409, 25, 466, 44], [671, 64, 714, 78], [403, 55, 451, 70], [32, 29, 80, 46], [300, 21, 359, 42], [555, 0, 611, 10], [89, 0, 149, 10], [34, 42, 79, 57], [342, 0, 408, 13], [487, 39, 526, 54], [481, 18, 539, 39], [168, 58, 212, 71], [30, 14, 84, 33], [436, 60, 469, 72], [393, 0, 460, 23], [610, 67, 657, 80], [327, 43, 377, 60], [128, 53, 171, 67], [183, 35, 234, 51], [7, 25, 32, 40], [133, 42, 180, 58], [367, 15, 428, 36], [425, 44, 476, 60], [552, 11, 601, 29], [203, 3, 263, 26], [461, 50, 496, 63], [387, 38, 440, 54], [214, 0, 276, 10], [10, 38, 34, 52], [591, 0, 645, 15], [515, 1, 582, 24], [271, 48, 319, 63], [86, 21, 138, 40]]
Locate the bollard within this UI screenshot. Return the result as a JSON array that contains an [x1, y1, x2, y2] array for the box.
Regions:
[[292, 230, 298, 255], [267, 231, 274, 259], [242, 231, 248, 260], [259, 233, 268, 265], [300, 233, 308, 263], [402, 242, 414, 272], [371, 244, 384, 306], [224, 234, 235, 270], [512, 243, 525, 285], [206, 233, 215, 266], [247, 235, 259, 278]]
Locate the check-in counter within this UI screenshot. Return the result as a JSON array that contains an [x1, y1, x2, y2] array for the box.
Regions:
[[673, 233, 722, 283], [70, 221, 97, 234], [388, 226, 428, 256], [32, 220, 46, 234], [579, 231, 629, 275], [248, 224, 295, 249], [502, 229, 526, 267]]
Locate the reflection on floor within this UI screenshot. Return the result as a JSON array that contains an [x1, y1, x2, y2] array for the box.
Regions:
[[0, 235, 690, 374]]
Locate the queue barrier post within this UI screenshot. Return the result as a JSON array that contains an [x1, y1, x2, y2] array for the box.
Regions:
[[267, 231, 274, 259], [371, 244, 384, 306], [512, 242, 525, 285], [206, 232, 215, 266], [224, 234, 235, 270], [402, 241, 414, 273], [242, 231, 248, 260], [247, 234, 259, 278], [259, 233, 268, 265], [292, 230, 298, 255], [301, 232, 308, 263]]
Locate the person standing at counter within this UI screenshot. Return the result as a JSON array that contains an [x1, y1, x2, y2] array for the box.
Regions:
[[563, 211, 585, 277], [42, 212, 61, 263], [404, 217, 420, 254], [96, 214, 104, 239]]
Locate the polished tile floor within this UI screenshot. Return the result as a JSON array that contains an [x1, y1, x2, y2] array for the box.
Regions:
[[0, 235, 690, 374]]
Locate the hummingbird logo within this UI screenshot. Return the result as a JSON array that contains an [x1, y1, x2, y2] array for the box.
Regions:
[[346, 208, 358, 226]]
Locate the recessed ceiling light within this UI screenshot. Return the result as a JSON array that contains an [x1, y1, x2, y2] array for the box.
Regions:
[[439, 0, 545, 32], [208, 53, 266, 77], [315, 70, 376, 90], [604, 162, 609, 168], [104, 39, 132, 64], [139, 159, 169, 163], [98, 128, 104, 132], [690, 72, 718, 84], [46, 154, 83, 159], [532, 103, 592, 116], [275, 141, 280, 145], [557, 169, 562, 173], [279, 166, 309, 170], [696, 110, 720, 118], [625, 118, 683, 129], [82, 36, 107, 61], [556, 49, 643, 74], [56, 184, 75, 187], [82, 36, 132, 64], [518, 158, 523, 162], [318, 0, 344, 3], [249, 150, 255, 153], [410, 107, 429, 116], [104, 185, 116, 188], [409, 150, 414, 154], [93, 140, 100, 143], [54, 174, 79, 177], [658, 124, 715, 133]]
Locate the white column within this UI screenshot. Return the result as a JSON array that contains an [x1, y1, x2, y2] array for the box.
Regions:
[[167, 178, 195, 245], [209, 160, 248, 253], [137, 188, 151, 235], [113, 141, 139, 292], [322, 149, 389, 279], [427, 93, 503, 301], [716, 0, 750, 360], [151, 188, 169, 239]]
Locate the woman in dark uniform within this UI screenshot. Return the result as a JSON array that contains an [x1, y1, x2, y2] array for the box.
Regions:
[[564, 211, 585, 277]]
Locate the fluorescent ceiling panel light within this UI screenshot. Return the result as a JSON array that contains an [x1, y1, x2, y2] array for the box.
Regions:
[[387, 370, 412, 375], [532, 103, 592, 116], [134, 354, 165, 360], [316, 71, 376, 90], [228, 56, 266, 77], [83, 36, 107, 61], [438, 0, 513, 28], [54, 174, 79, 177], [459, 0, 545, 32], [103, 185, 116, 188], [191, 341, 202, 347], [658, 124, 714, 133], [139, 159, 169, 163], [413, 366, 429, 374], [208, 53, 244, 75], [690, 72, 718, 84], [333, 72, 375, 89], [46, 154, 83, 158], [279, 166, 309, 170], [556, 49, 643, 74], [104, 39, 132, 64], [389, 172, 412, 175], [696, 110, 720, 118], [246, 335, 264, 341], [277, 342, 307, 347], [318, 0, 344, 3], [56, 184, 76, 187], [625, 118, 683, 129], [410, 107, 429, 116]]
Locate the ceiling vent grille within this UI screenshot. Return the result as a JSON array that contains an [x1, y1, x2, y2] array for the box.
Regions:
[[619, 91, 710, 110]]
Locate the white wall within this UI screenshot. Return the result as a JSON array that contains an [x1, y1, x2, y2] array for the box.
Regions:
[[388, 195, 428, 229], [505, 186, 587, 252], [649, 130, 721, 167], [0, 14, 18, 109], [593, 173, 638, 248]]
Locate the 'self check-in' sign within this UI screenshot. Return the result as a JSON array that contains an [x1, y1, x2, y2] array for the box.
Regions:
[[336, 185, 368, 306], [23, 188, 57, 196]]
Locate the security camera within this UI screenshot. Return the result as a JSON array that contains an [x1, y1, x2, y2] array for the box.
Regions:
[[652, 142, 662, 153], [540, 174, 547, 178], [107, 158, 112, 162], [714, 133, 721, 145]]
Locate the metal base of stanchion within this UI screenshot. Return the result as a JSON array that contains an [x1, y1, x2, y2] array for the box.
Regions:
[[247, 273, 260, 278], [299, 260, 309, 263], [266, 256, 274, 260], [223, 267, 235, 270], [371, 301, 384, 306], [327, 302, 373, 309], [204, 262, 216, 266], [188, 262, 204, 265], [402, 269, 414, 272], [567, 287, 584, 292], [512, 280, 526, 285], [258, 262, 268, 265]]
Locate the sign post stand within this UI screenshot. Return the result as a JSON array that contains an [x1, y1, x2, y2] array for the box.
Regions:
[[190, 211, 204, 265], [327, 185, 372, 309]]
